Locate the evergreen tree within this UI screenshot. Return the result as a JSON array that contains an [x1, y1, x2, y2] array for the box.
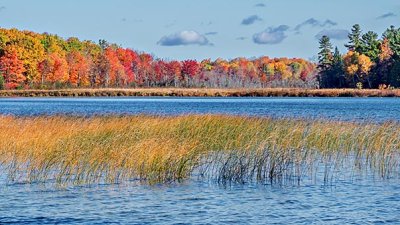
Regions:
[[318, 36, 333, 70], [383, 26, 400, 87], [331, 47, 345, 87], [98, 39, 109, 51], [361, 31, 380, 62], [383, 26, 400, 58], [389, 61, 400, 87], [317, 36, 333, 88], [346, 24, 363, 53]]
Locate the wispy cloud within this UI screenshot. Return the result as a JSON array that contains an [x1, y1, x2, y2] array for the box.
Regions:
[[254, 3, 266, 7], [157, 31, 211, 46], [165, 22, 176, 28], [295, 18, 337, 33], [253, 25, 289, 45], [205, 32, 218, 36], [241, 15, 262, 25], [377, 12, 396, 19], [200, 21, 213, 26], [315, 29, 349, 40], [236, 37, 247, 41], [122, 18, 143, 23], [0, 6, 6, 11]]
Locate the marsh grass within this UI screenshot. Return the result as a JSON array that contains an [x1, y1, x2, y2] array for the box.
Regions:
[[0, 115, 399, 185]]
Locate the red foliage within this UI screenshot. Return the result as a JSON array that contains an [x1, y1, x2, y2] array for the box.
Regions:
[[67, 51, 90, 87], [116, 48, 138, 84], [0, 47, 26, 89], [181, 60, 199, 78], [0, 27, 319, 89], [104, 48, 126, 86], [38, 53, 69, 85]]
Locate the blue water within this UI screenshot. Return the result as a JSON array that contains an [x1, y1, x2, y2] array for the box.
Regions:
[[1, 180, 399, 224], [0, 97, 400, 121], [1, 97, 400, 224]]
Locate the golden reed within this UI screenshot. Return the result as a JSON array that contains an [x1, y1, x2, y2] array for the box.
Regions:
[[0, 115, 399, 185]]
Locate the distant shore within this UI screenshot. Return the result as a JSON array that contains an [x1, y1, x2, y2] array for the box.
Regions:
[[0, 88, 400, 97]]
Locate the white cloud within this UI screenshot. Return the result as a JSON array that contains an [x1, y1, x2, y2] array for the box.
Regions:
[[253, 25, 289, 45], [157, 31, 211, 46]]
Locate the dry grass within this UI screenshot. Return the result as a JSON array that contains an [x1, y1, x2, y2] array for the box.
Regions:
[[0, 88, 400, 97], [0, 115, 399, 185]]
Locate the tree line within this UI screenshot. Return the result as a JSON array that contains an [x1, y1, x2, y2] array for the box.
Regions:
[[318, 24, 400, 89], [0, 28, 316, 90]]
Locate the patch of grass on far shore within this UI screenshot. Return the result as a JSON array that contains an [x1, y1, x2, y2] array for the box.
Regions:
[[0, 88, 400, 97]]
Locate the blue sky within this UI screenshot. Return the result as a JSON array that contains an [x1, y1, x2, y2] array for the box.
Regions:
[[0, 0, 399, 61]]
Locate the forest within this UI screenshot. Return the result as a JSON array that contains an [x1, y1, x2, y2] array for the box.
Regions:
[[0, 28, 316, 90], [1, 25, 399, 90], [318, 24, 400, 89]]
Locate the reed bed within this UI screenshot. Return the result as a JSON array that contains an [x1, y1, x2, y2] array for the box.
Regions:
[[0, 88, 400, 97], [0, 115, 399, 185]]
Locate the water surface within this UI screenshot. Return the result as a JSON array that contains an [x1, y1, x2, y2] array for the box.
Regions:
[[1, 179, 399, 224], [1, 97, 400, 122], [1, 97, 400, 224]]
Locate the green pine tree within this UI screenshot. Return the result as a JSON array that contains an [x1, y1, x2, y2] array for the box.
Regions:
[[383, 26, 400, 58], [331, 47, 345, 87], [346, 24, 363, 53], [361, 31, 380, 62], [317, 35, 333, 88]]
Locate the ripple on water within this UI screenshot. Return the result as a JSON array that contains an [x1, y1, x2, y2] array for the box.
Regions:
[[1, 97, 400, 122], [1, 179, 400, 224]]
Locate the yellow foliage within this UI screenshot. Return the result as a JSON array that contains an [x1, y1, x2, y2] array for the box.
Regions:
[[343, 51, 373, 77]]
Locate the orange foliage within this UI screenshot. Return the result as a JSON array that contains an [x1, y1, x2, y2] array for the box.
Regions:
[[0, 46, 26, 89], [38, 53, 69, 84], [0, 27, 318, 89], [67, 51, 90, 87]]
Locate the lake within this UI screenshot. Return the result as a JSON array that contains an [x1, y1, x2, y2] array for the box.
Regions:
[[1, 97, 400, 121], [1, 97, 400, 224]]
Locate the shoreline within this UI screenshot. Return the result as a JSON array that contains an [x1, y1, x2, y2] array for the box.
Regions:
[[0, 88, 400, 97]]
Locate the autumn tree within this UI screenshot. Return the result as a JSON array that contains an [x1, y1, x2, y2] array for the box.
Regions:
[[343, 51, 373, 88], [116, 48, 138, 85], [104, 47, 126, 87], [41, 33, 66, 55], [135, 53, 153, 86], [0, 27, 320, 89], [67, 51, 90, 87], [11, 32, 45, 84], [166, 60, 182, 87], [38, 52, 69, 87], [181, 60, 199, 87], [0, 47, 26, 89]]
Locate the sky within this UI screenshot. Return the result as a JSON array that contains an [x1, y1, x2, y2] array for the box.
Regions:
[[0, 0, 399, 61]]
